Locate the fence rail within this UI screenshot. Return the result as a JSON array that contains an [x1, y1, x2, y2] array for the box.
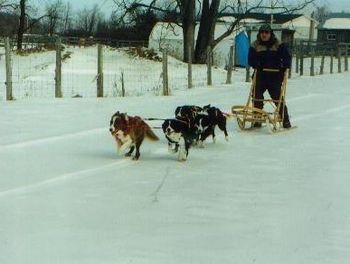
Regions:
[[293, 40, 350, 76]]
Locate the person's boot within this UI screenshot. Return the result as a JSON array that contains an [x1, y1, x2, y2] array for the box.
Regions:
[[283, 119, 292, 129]]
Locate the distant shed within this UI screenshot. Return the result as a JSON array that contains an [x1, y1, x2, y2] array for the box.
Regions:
[[317, 18, 350, 43]]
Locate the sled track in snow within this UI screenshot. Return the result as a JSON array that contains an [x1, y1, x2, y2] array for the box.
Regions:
[[0, 127, 106, 151], [0, 159, 131, 198], [294, 104, 350, 122]]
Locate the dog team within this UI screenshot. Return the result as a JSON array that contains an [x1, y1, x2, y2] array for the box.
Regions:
[[109, 105, 230, 161]]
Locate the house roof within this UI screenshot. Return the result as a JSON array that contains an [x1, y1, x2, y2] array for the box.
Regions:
[[149, 22, 241, 40], [218, 12, 303, 24], [321, 18, 350, 30], [326, 12, 350, 19]]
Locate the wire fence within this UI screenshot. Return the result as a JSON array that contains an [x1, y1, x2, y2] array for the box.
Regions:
[[0, 37, 229, 100], [1, 37, 349, 101]]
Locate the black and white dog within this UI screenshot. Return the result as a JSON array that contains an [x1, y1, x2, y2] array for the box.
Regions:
[[162, 119, 197, 161], [175, 105, 203, 128], [193, 104, 229, 147]]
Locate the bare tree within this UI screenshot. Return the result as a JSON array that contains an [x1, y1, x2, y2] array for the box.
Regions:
[[195, 0, 220, 63], [313, 4, 330, 24], [113, 0, 315, 63], [114, 0, 195, 62], [0, 0, 17, 12], [43, 0, 64, 36], [177, 0, 195, 62], [16, 0, 51, 50], [63, 2, 72, 33], [76, 4, 102, 36], [17, 0, 26, 50]]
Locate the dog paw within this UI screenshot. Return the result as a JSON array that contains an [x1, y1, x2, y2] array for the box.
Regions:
[[132, 156, 139, 161], [177, 150, 187, 161], [225, 136, 229, 142], [168, 148, 177, 154], [197, 140, 205, 148]]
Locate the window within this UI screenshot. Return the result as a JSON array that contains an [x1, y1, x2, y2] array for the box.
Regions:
[[327, 34, 336, 41]]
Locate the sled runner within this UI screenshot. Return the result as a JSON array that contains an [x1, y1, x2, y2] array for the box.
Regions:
[[232, 69, 293, 133]]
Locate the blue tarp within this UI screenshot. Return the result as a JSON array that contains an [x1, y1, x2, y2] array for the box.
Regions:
[[235, 31, 250, 67]]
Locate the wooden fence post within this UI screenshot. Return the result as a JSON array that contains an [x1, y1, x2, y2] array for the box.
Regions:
[[320, 49, 325, 75], [188, 46, 193, 89], [97, 44, 104, 97], [121, 71, 125, 97], [162, 49, 169, 95], [330, 49, 334, 74], [5, 37, 13, 100], [207, 46, 212, 86], [300, 46, 304, 76], [337, 45, 342, 73], [295, 46, 299, 74], [55, 38, 62, 98], [344, 44, 348, 72], [226, 45, 234, 84], [310, 45, 315, 76]]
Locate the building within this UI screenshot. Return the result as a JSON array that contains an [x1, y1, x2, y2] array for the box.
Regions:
[[148, 13, 314, 68], [148, 22, 238, 68], [317, 13, 350, 43]]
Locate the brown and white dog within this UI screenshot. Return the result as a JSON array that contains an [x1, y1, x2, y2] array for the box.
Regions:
[[109, 111, 159, 160]]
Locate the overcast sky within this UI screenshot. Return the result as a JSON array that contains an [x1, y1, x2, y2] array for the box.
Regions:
[[36, 0, 350, 15]]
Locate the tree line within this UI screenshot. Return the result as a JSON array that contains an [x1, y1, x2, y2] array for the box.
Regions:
[[0, 0, 159, 50], [1, 0, 326, 64]]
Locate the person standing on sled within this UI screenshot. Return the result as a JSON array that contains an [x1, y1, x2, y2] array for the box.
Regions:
[[248, 24, 292, 129]]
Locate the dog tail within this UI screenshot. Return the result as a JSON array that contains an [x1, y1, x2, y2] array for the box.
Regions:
[[145, 126, 159, 141]]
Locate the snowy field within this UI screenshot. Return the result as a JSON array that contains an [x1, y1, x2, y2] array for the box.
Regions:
[[0, 45, 227, 99], [1, 48, 350, 264]]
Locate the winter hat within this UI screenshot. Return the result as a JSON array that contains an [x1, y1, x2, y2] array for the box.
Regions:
[[259, 24, 273, 33]]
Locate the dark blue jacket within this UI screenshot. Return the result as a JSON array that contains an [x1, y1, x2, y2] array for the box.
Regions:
[[248, 39, 291, 70]]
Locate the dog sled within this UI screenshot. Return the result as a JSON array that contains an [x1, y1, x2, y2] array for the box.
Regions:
[[232, 69, 294, 133]]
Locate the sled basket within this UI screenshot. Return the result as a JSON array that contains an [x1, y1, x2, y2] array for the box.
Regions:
[[231, 69, 289, 133]]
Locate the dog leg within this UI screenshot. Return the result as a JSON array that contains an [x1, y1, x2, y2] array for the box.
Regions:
[[177, 138, 187, 161], [197, 140, 204, 148], [168, 143, 177, 154], [133, 138, 144, 160], [212, 128, 216, 143], [125, 145, 135, 157], [119, 137, 133, 152], [199, 129, 212, 146], [115, 140, 121, 154], [218, 122, 229, 141]]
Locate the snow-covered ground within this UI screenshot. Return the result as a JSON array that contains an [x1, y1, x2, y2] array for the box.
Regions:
[[1, 47, 350, 264], [0, 45, 227, 99]]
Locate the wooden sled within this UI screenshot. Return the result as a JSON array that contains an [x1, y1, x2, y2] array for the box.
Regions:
[[232, 69, 291, 133]]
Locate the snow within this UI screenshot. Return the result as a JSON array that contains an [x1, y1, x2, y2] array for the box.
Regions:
[[323, 18, 350, 29], [0, 46, 226, 100], [148, 23, 237, 67], [1, 47, 350, 264]]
